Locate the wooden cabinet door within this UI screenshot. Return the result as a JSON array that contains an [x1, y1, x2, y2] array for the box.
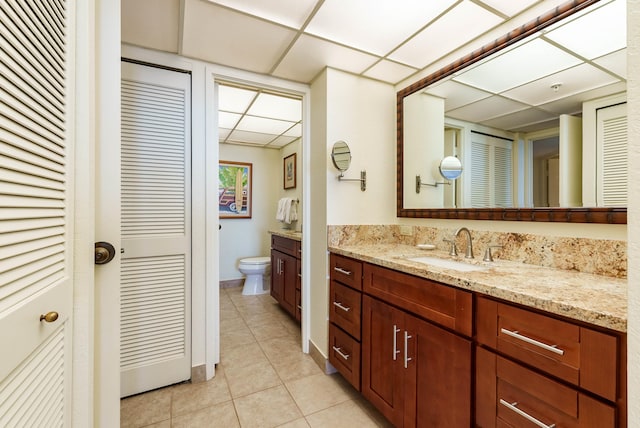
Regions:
[[271, 250, 284, 303], [361, 296, 405, 427], [281, 252, 297, 316], [404, 314, 472, 427]]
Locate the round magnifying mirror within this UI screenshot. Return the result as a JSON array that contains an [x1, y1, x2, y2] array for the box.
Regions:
[[331, 140, 352, 172], [439, 156, 463, 180]]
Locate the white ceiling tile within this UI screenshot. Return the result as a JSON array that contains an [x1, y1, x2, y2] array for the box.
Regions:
[[227, 130, 276, 145], [453, 38, 582, 93], [269, 136, 300, 148], [182, 0, 296, 74], [477, 0, 539, 17], [219, 128, 231, 140], [481, 108, 558, 132], [594, 49, 627, 80], [237, 116, 293, 135], [424, 80, 493, 111], [446, 96, 529, 123], [219, 111, 241, 129], [284, 123, 302, 137], [122, 0, 180, 52], [502, 63, 622, 106], [538, 81, 627, 115], [544, 0, 625, 60], [389, 1, 503, 68], [273, 34, 379, 82], [205, 0, 317, 28], [218, 85, 257, 113], [305, 0, 457, 56], [363, 60, 419, 84], [249, 93, 302, 122]]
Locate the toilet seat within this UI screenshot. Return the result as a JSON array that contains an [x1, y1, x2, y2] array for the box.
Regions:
[[240, 256, 270, 265]]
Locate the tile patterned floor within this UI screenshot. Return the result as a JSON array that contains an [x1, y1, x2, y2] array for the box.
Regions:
[[121, 286, 392, 427]]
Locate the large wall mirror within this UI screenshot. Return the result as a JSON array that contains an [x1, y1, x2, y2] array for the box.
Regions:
[[397, 0, 627, 223]]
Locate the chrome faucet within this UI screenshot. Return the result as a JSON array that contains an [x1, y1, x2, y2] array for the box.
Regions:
[[454, 227, 474, 258]]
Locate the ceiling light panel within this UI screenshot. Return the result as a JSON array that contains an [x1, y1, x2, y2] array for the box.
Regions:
[[249, 93, 302, 122], [543, 0, 625, 60], [269, 135, 300, 148], [218, 85, 257, 113], [481, 107, 558, 132], [284, 123, 302, 138], [453, 38, 582, 93], [206, 0, 317, 28], [389, 1, 503, 68], [236, 115, 294, 135], [273, 34, 379, 82], [501, 63, 621, 106], [593, 48, 627, 80], [218, 111, 242, 129], [537, 81, 627, 115], [227, 130, 276, 145], [446, 95, 528, 123], [477, 0, 540, 17], [304, 0, 458, 56], [363, 60, 418, 84], [424, 80, 493, 111]]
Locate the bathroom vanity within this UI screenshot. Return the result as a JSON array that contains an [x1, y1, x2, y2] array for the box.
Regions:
[[328, 246, 627, 427], [270, 232, 301, 322]]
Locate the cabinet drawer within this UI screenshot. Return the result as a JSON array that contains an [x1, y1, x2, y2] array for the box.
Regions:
[[329, 280, 362, 340], [363, 263, 472, 336], [271, 235, 299, 257], [477, 297, 619, 401], [330, 253, 363, 291], [476, 347, 615, 428], [329, 323, 361, 391]]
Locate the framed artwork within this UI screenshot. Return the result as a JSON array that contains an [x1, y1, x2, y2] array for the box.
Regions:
[[283, 153, 296, 189], [219, 161, 252, 219]]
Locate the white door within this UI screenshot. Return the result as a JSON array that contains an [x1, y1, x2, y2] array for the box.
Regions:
[[597, 102, 627, 207], [0, 0, 73, 425], [120, 61, 192, 397]]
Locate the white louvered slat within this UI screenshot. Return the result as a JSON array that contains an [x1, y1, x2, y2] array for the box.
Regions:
[[601, 115, 627, 206], [493, 146, 513, 208], [0, 326, 66, 427], [471, 142, 490, 208], [120, 255, 186, 369]]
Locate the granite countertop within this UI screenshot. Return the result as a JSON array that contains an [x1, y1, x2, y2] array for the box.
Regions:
[[329, 243, 627, 332], [269, 229, 302, 241]]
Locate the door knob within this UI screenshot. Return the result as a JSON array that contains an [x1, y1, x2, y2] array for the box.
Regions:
[[95, 241, 116, 264], [40, 312, 59, 323]]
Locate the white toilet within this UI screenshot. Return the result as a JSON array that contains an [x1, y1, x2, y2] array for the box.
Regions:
[[238, 257, 271, 295]]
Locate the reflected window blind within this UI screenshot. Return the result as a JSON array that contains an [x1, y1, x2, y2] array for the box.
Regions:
[[0, 0, 67, 312]]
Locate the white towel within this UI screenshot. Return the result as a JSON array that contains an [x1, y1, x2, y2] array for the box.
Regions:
[[276, 198, 287, 221], [276, 198, 298, 224]]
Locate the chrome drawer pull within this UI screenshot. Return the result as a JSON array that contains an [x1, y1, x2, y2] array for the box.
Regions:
[[332, 346, 350, 360], [500, 399, 556, 428], [393, 325, 401, 361], [333, 267, 352, 276], [332, 301, 351, 312], [500, 328, 564, 356], [404, 331, 412, 369]]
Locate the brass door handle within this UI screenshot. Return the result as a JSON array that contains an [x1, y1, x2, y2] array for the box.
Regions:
[[40, 312, 59, 323]]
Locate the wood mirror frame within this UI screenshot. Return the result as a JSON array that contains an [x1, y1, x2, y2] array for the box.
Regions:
[[396, 0, 626, 224]]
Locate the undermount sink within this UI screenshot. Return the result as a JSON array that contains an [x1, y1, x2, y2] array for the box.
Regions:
[[406, 256, 489, 272]]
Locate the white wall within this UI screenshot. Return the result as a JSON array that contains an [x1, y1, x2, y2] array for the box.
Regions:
[[218, 144, 281, 281], [626, 0, 639, 423]]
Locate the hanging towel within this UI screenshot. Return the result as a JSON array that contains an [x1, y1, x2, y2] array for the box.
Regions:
[[276, 198, 287, 222], [285, 199, 298, 224]]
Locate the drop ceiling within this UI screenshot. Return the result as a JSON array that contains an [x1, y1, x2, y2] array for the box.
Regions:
[[121, 0, 627, 143]]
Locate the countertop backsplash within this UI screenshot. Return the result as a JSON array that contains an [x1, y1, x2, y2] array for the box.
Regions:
[[328, 224, 627, 278]]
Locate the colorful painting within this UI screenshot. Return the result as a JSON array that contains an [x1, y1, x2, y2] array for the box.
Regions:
[[219, 161, 252, 219]]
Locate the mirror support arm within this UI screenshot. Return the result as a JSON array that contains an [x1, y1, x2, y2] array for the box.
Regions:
[[416, 175, 450, 193], [338, 170, 367, 191]]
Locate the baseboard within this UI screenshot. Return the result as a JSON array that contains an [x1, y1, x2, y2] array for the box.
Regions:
[[309, 339, 337, 375], [191, 364, 206, 383], [219, 279, 243, 289]]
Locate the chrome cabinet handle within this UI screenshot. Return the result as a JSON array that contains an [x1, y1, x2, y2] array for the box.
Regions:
[[332, 301, 351, 312], [500, 399, 556, 428], [404, 331, 412, 369], [333, 267, 352, 276], [332, 346, 350, 360], [393, 325, 401, 361], [500, 328, 564, 355]]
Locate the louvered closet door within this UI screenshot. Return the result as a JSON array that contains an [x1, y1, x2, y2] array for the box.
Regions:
[[120, 62, 192, 397], [469, 132, 513, 208], [597, 103, 627, 207], [0, 0, 73, 426]]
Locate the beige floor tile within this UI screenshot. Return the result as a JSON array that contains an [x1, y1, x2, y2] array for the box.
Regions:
[[220, 306, 243, 321], [305, 400, 381, 428], [242, 312, 284, 327], [225, 360, 282, 398], [276, 418, 311, 428], [220, 314, 249, 332], [220, 324, 256, 350], [271, 352, 323, 382], [140, 421, 171, 428], [285, 373, 356, 415], [220, 341, 269, 370], [248, 320, 292, 341], [234, 385, 302, 428], [120, 387, 172, 428], [172, 401, 240, 428], [259, 336, 301, 361], [171, 376, 232, 417]]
